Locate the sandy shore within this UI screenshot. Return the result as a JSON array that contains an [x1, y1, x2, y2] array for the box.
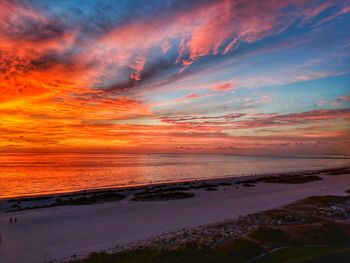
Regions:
[[0, 168, 349, 263]]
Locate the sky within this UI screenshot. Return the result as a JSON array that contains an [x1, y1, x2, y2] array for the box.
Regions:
[[0, 0, 349, 155]]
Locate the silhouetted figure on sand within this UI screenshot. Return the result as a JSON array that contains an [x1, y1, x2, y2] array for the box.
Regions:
[[14, 218, 17, 223], [9, 217, 12, 223]]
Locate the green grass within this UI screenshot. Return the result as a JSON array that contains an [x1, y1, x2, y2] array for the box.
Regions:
[[287, 222, 350, 245], [254, 246, 350, 263], [249, 226, 295, 247], [69, 240, 264, 263]]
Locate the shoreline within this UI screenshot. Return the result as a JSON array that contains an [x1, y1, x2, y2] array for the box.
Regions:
[[2, 164, 349, 202], [1, 166, 349, 263]]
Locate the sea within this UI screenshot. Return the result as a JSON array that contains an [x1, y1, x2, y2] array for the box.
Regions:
[[0, 153, 348, 199]]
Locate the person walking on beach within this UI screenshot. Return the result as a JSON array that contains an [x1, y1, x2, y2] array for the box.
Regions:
[[9, 217, 12, 223], [14, 218, 17, 223]]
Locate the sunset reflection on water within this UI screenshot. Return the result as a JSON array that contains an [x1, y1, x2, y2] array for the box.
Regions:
[[0, 153, 348, 199]]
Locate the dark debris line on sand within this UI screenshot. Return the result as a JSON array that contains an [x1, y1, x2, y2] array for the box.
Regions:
[[131, 191, 195, 201]]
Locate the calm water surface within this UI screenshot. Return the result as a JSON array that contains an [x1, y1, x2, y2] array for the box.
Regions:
[[0, 153, 348, 198]]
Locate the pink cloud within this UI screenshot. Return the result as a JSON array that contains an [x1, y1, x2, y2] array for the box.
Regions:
[[175, 0, 334, 67], [129, 57, 146, 82], [185, 92, 200, 99], [234, 108, 350, 129], [92, 0, 342, 78], [212, 81, 236, 92], [161, 108, 350, 131]]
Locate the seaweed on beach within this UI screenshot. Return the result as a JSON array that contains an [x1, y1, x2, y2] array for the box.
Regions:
[[318, 167, 350, 176], [59, 190, 124, 199], [218, 182, 232, 186], [258, 175, 322, 184], [5, 192, 126, 212], [132, 191, 195, 201], [235, 179, 258, 185], [134, 186, 190, 196], [6, 195, 53, 203], [242, 183, 255, 187], [55, 192, 126, 206], [189, 183, 218, 189]]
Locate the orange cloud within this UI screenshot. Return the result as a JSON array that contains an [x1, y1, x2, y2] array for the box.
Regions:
[[185, 92, 200, 99], [212, 81, 236, 92]]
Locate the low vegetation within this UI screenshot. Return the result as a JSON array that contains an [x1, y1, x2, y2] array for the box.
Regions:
[[68, 222, 350, 263], [255, 246, 350, 263], [250, 226, 295, 247], [69, 240, 265, 263]]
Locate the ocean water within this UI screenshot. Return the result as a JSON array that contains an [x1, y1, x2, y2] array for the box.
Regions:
[[0, 153, 348, 199]]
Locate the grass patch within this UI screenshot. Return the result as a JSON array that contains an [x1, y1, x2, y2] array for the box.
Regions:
[[254, 246, 350, 263], [250, 226, 295, 247], [285, 222, 350, 245], [132, 191, 195, 201], [69, 240, 264, 263]]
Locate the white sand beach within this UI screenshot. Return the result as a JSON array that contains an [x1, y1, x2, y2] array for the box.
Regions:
[[0, 171, 349, 263]]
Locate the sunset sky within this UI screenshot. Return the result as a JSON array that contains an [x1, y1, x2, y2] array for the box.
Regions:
[[0, 0, 349, 155]]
